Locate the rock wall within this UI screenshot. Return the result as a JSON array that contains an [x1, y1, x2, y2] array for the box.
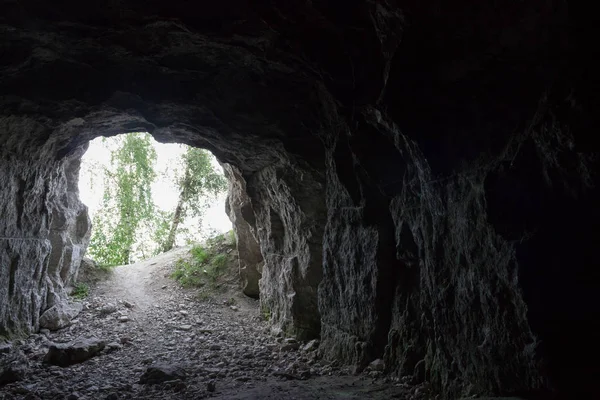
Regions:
[[0, 120, 91, 337], [1, 1, 599, 398], [319, 107, 546, 397], [223, 164, 263, 298], [246, 161, 326, 340]]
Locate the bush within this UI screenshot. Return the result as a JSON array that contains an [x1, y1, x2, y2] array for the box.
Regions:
[[171, 259, 204, 288], [190, 245, 209, 263], [71, 283, 89, 299], [171, 235, 234, 289]]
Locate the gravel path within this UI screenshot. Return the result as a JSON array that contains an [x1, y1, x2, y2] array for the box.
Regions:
[[1, 248, 429, 400]]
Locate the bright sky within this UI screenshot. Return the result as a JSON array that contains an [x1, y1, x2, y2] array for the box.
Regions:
[[78, 134, 232, 247]]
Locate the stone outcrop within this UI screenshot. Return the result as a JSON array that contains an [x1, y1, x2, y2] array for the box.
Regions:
[[1, 1, 599, 398], [0, 346, 29, 386], [0, 140, 91, 338], [248, 161, 326, 339], [44, 337, 106, 367], [223, 164, 263, 298]]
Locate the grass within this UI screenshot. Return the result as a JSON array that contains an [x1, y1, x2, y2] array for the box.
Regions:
[[71, 283, 90, 299], [171, 233, 235, 289]]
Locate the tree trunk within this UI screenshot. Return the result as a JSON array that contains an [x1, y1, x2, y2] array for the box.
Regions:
[[163, 194, 185, 252]]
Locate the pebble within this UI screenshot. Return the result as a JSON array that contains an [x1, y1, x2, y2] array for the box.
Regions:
[[100, 304, 118, 315], [0, 250, 410, 400], [123, 301, 135, 309], [176, 324, 192, 331]]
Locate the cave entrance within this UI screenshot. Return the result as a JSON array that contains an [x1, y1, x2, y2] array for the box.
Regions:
[[78, 132, 232, 267]]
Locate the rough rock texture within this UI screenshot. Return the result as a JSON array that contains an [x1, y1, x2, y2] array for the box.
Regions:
[[1, 1, 599, 399], [0, 347, 29, 386], [0, 140, 91, 338], [247, 161, 326, 340], [223, 164, 263, 298], [44, 337, 106, 367], [39, 301, 83, 331], [0, 252, 431, 400], [139, 364, 187, 384]]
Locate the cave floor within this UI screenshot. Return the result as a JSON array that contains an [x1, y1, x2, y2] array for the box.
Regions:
[[1, 248, 427, 400]]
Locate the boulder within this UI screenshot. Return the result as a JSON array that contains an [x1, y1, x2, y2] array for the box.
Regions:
[[39, 302, 83, 331], [0, 349, 29, 386], [139, 364, 187, 384], [44, 337, 105, 367]]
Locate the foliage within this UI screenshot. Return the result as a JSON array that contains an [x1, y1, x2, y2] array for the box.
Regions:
[[179, 148, 228, 218], [71, 283, 90, 299], [170, 234, 234, 289], [83, 133, 229, 265], [87, 133, 157, 266], [211, 254, 228, 269], [163, 147, 228, 251], [150, 209, 174, 256]]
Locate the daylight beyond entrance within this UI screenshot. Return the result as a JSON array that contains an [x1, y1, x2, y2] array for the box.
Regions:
[[78, 132, 232, 266]]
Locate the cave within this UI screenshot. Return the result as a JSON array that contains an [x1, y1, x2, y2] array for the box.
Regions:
[[1, 1, 599, 399]]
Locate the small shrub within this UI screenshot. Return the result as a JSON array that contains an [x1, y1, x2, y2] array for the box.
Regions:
[[211, 254, 228, 269], [190, 245, 208, 263], [205, 233, 225, 249], [71, 283, 89, 299], [171, 259, 204, 288], [171, 234, 235, 290]]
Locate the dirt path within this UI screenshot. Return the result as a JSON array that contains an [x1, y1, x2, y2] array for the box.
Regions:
[[1, 248, 428, 400]]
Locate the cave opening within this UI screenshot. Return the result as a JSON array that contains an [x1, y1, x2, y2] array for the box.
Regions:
[[77, 132, 231, 267], [2, 1, 600, 398]]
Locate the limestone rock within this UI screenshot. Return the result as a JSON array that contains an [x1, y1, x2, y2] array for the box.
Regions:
[[139, 364, 186, 384], [369, 359, 385, 372], [223, 164, 263, 298], [302, 339, 320, 353], [123, 301, 135, 309], [251, 164, 326, 341], [99, 304, 117, 315], [0, 349, 29, 386], [0, 2, 599, 399], [39, 302, 83, 331], [44, 338, 105, 367], [76, 257, 111, 286]]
